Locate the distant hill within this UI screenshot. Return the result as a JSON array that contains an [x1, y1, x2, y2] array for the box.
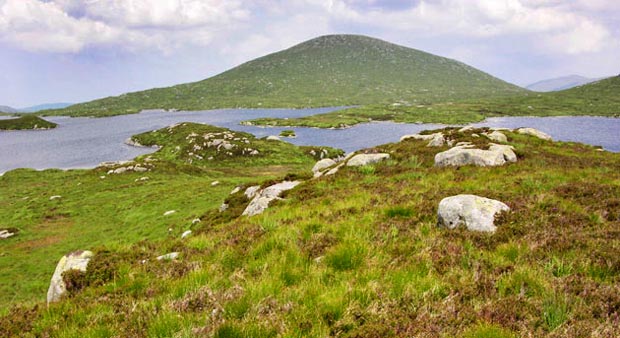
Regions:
[[526, 75, 604, 92], [20, 103, 73, 113], [42, 34, 525, 117], [0, 105, 18, 114]]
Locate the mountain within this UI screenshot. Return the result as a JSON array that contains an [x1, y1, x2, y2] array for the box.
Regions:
[[43, 34, 525, 117], [0, 105, 18, 114], [526, 75, 604, 92], [20, 102, 74, 113]]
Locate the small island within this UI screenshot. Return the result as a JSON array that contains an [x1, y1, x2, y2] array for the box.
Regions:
[[0, 115, 57, 131], [279, 130, 297, 138]]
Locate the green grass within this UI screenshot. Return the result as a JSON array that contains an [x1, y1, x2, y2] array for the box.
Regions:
[[40, 34, 524, 117], [244, 76, 620, 128], [0, 115, 57, 130], [1, 126, 619, 337]]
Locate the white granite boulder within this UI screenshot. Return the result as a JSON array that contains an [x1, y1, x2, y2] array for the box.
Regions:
[[47, 250, 93, 304], [312, 159, 337, 176], [437, 195, 510, 232], [434, 144, 517, 167], [484, 131, 508, 143], [516, 128, 552, 141]]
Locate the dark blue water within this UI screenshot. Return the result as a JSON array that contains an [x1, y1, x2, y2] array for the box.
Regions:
[[0, 108, 618, 173]]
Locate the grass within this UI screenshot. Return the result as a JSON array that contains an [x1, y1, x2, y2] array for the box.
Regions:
[[1, 125, 619, 337], [39, 34, 523, 118], [244, 76, 620, 128], [0, 115, 57, 130]]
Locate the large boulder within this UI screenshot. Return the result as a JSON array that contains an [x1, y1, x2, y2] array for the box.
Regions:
[[346, 153, 390, 167], [434, 144, 517, 167], [47, 250, 93, 304], [516, 128, 552, 141], [242, 181, 301, 216], [437, 195, 510, 232]]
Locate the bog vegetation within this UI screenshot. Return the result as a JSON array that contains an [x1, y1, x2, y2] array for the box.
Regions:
[[1, 124, 618, 337]]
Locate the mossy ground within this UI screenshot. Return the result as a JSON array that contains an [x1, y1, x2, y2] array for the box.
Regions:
[[0, 115, 57, 130], [1, 125, 619, 337]]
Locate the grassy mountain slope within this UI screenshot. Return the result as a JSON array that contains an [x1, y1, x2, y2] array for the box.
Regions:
[[1, 125, 619, 337], [42, 35, 524, 117], [246, 75, 620, 128]]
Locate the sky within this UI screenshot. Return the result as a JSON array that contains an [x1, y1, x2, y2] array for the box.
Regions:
[[0, 0, 618, 108]]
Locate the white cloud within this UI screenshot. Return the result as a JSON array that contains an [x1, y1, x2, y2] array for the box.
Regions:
[[0, 0, 249, 53]]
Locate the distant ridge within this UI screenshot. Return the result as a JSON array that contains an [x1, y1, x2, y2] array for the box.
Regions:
[[20, 103, 74, 113], [43, 34, 525, 117], [0, 105, 18, 114], [526, 75, 605, 92]]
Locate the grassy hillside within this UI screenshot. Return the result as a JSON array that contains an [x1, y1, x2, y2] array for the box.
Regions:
[[246, 75, 620, 128], [41, 35, 524, 117], [0, 115, 57, 130], [1, 125, 619, 337], [0, 123, 340, 311]]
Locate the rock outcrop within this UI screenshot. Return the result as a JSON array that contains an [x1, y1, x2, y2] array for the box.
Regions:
[[516, 128, 552, 141], [437, 195, 510, 232], [434, 143, 517, 167], [346, 153, 390, 167], [47, 250, 93, 304], [312, 159, 337, 174], [400, 132, 445, 147], [242, 181, 301, 216]]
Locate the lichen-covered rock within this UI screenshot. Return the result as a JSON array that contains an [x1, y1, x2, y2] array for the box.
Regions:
[[437, 195, 510, 232], [242, 181, 301, 216], [346, 153, 390, 167], [266, 135, 281, 141], [516, 128, 552, 141], [47, 250, 93, 304]]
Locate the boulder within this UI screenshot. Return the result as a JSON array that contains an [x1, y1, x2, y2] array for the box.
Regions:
[[49, 195, 61, 200], [211, 181, 220, 186], [346, 153, 390, 167], [484, 131, 508, 143], [312, 159, 337, 174], [516, 128, 552, 141], [434, 144, 517, 167], [437, 195, 510, 232], [47, 250, 93, 304], [266, 135, 281, 141], [458, 126, 475, 133], [400, 132, 445, 147], [163, 210, 176, 216], [242, 181, 301, 216], [181, 230, 192, 239]]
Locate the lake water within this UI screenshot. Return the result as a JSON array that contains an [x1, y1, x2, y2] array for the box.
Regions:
[[0, 108, 618, 173]]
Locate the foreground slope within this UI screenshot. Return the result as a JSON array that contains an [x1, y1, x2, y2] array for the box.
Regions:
[[42, 35, 524, 117], [1, 125, 619, 337], [246, 75, 620, 128]]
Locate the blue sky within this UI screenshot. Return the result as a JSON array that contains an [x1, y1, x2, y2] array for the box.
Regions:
[[1, 0, 618, 107]]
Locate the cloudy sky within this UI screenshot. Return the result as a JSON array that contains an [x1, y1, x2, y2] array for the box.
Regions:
[[1, 0, 618, 107]]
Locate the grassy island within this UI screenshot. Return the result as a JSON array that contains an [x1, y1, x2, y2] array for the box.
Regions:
[[0, 115, 57, 131]]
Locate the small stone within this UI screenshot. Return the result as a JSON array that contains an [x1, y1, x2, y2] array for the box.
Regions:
[[50, 195, 61, 200], [181, 230, 192, 239], [156, 252, 179, 261], [163, 210, 176, 216], [211, 181, 220, 186], [191, 218, 201, 224]]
